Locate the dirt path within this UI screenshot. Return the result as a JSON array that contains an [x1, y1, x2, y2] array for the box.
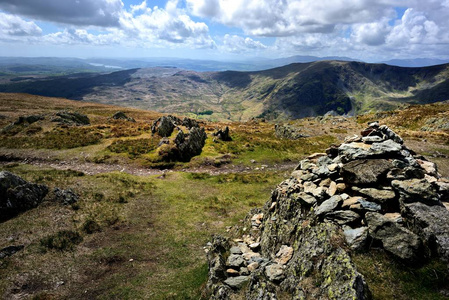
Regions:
[[0, 155, 297, 176]]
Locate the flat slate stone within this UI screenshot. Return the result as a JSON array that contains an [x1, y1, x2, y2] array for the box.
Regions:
[[224, 276, 249, 289]]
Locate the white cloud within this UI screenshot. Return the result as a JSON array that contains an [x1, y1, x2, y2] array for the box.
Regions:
[[222, 34, 267, 53], [351, 19, 391, 46], [186, 0, 396, 36], [386, 8, 447, 46], [0, 12, 42, 39]]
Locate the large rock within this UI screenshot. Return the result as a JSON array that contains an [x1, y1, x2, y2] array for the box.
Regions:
[[0, 171, 48, 221], [112, 111, 135, 122], [401, 202, 449, 260], [365, 212, 422, 261], [391, 179, 440, 205], [213, 126, 232, 141], [175, 127, 207, 161], [338, 140, 402, 162], [352, 187, 396, 204], [275, 123, 310, 139], [52, 111, 90, 125], [153, 116, 176, 137], [341, 159, 392, 186]]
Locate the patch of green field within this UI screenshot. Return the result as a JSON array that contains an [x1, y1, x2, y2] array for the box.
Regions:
[[354, 250, 449, 300]]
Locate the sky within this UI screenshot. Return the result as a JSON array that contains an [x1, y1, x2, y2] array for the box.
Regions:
[[0, 0, 448, 62]]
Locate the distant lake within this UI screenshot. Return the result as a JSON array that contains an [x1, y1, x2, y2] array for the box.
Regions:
[[89, 63, 123, 69]]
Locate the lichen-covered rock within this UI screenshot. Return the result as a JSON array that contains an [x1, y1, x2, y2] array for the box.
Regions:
[[213, 126, 232, 141], [153, 116, 176, 137], [52, 111, 90, 125], [341, 159, 392, 186], [112, 111, 135, 122], [274, 123, 310, 139], [366, 212, 422, 261], [53, 188, 79, 205], [400, 202, 449, 260], [0, 171, 48, 221], [175, 127, 207, 161]]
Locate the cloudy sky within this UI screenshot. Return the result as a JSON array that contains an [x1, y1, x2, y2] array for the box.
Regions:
[[0, 0, 448, 61]]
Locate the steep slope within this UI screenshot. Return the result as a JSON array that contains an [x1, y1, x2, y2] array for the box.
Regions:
[[0, 61, 448, 121]]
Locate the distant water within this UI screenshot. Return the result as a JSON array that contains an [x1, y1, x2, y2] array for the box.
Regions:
[[89, 63, 123, 69]]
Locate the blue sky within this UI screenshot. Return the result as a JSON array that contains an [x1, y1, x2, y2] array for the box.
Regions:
[[0, 0, 448, 62]]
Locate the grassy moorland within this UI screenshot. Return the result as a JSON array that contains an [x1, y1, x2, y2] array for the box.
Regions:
[[0, 93, 448, 299]]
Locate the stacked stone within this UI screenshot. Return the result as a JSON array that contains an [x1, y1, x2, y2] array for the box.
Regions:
[[206, 122, 449, 299]]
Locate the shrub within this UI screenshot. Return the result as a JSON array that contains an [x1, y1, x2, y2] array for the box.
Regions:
[[40, 230, 82, 251]]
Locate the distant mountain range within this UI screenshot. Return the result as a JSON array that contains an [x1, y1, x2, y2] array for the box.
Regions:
[[1, 60, 448, 121], [1, 56, 449, 74]]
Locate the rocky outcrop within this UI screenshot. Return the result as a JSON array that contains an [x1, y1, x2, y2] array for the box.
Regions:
[[152, 115, 207, 162], [174, 127, 207, 161], [0, 171, 48, 221], [52, 188, 79, 206], [274, 123, 310, 139], [206, 122, 449, 299], [213, 126, 232, 141], [151, 115, 199, 137], [0, 114, 44, 134], [112, 111, 135, 122], [52, 111, 90, 125]]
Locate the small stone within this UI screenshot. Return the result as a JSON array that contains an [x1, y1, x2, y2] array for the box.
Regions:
[[274, 245, 294, 265], [296, 192, 317, 205], [250, 159, 256, 164], [249, 243, 260, 251], [352, 187, 396, 203], [227, 254, 245, 267], [224, 276, 250, 289], [319, 178, 332, 187], [328, 181, 337, 196], [416, 159, 438, 177], [265, 264, 285, 282], [336, 183, 347, 193], [240, 267, 249, 276], [247, 262, 259, 272], [357, 199, 381, 212], [230, 246, 242, 255], [328, 164, 339, 172], [424, 174, 438, 183], [270, 202, 276, 211], [362, 135, 385, 143], [343, 226, 368, 250], [243, 251, 261, 261], [342, 197, 360, 208], [384, 212, 403, 223], [325, 210, 361, 225], [226, 268, 240, 276], [303, 181, 318, 194], [315, 195, 343, 216], [238, 243, 251, 254]]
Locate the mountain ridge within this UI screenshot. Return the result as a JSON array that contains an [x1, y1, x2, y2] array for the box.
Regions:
[[0, 61, 448, 121]]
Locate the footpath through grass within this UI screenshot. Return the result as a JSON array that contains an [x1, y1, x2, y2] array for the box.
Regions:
[[0, 164, 288, 299]]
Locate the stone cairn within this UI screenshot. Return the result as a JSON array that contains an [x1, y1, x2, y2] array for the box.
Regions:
[[205, 122, 449, 299]]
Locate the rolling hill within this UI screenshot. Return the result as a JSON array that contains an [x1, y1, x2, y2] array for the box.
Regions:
[[0, 61, 448, 121]]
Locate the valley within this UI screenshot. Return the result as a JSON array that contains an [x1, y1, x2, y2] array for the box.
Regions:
[[1, 61, 449, 122]]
